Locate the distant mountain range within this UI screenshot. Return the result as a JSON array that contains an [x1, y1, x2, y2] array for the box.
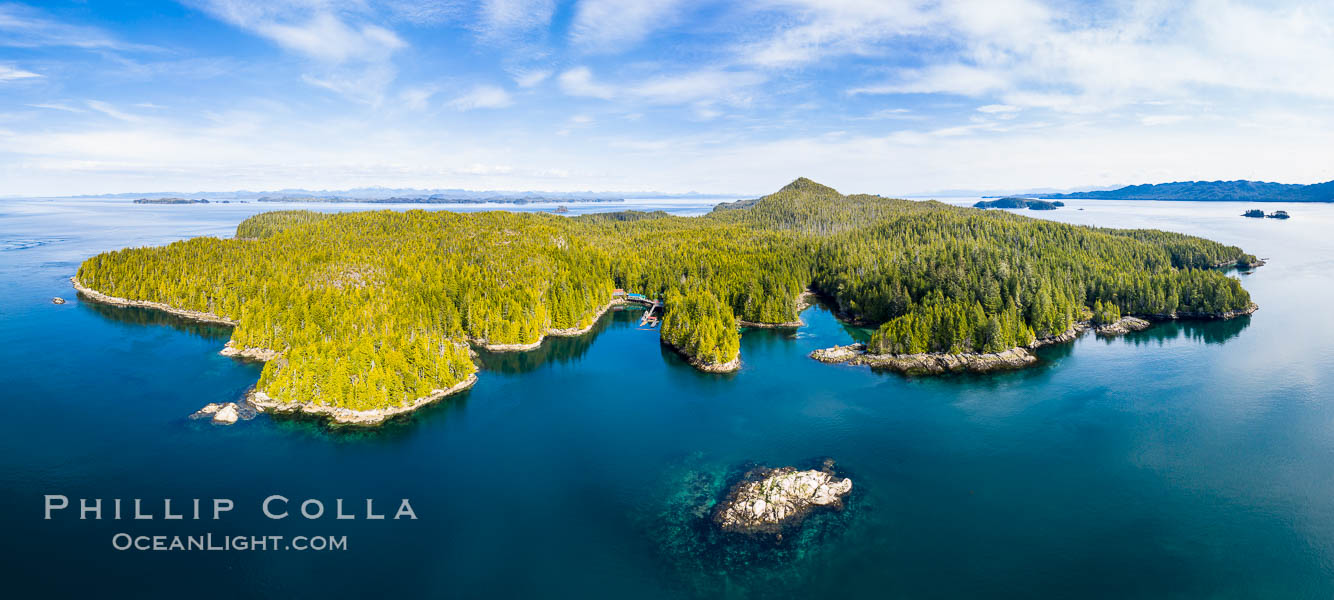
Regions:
[[1034, 180, 1334, 202], [78, 186, 738, 202]]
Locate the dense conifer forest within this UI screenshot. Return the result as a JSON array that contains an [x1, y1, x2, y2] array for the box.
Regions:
[[76, 178, 1258, 412]]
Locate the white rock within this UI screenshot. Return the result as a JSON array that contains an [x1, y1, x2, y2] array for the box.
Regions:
[[212, 403, 239, 424]]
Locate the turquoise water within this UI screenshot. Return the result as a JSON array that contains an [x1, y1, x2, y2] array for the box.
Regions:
[[3, 197, 1334, 598]]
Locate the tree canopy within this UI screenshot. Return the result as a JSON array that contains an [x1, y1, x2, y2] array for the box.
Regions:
[[77, 178, 1257, 411]]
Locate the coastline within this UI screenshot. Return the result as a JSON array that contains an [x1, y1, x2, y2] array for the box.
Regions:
[[72, 276, 478, 425], [248, 374, 479, 426], [737, 289, 817, 328], [662, 339, 741, 373], [812, 306, 1257, 375], [71, 277, 238, 326], [472, 297, 626, 351]]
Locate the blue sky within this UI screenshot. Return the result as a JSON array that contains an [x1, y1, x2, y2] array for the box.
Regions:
[[1, 0, 1332, 196]]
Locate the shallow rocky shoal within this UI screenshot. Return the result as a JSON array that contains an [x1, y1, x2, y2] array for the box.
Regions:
[[714, 461, 852, 534], [810, 343, 1036, 374]]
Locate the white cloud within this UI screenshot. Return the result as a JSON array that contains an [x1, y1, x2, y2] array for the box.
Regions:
[[0, 64, 41, 81], [737, 0, 935, 68], [977, 104, 1020, 114], [399, 86, 438, 110], [476, 0, 555, 38], [28, 102, 83, 112], [849, 64, 1008, 97], [84, 100, 146, 123], [559, 66, 764, 106], [1140, 114, 1191, 126], [558, 67, 617, 99], [190, 1, 406, 103], [570, 0, 688, 52], [0, 3, 153, 51], [447, 85, 514, 110], [512, 68, 551, 88]]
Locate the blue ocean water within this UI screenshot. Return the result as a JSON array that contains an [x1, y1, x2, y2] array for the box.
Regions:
[[2, 197, 1333, 598]]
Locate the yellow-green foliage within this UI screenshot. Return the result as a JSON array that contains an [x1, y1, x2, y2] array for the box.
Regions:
[[77, 178, 1256, 410], [660, 288, 740, 365]]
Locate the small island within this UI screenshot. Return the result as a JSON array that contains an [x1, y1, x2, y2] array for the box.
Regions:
[[713, 460, 852, 535], [74, 178, 1260, 425], [974, 197, 1063, 210], [1243, 209, 1290, 219], [133, 197, 210, 204]]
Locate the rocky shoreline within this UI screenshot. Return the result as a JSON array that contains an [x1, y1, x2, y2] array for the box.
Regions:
[[662, 339, 741, 373], [737, 289, 816, 329], [812, 303, 1258, 375], [714, 459, 852, 535], [1095, 316, 1153, 337], [248, 373, 479, 426], [70, 277, 238, 326], [472, 298, 626, 351], [219, 343, 281, 362], [811, 343, 1037, 374]]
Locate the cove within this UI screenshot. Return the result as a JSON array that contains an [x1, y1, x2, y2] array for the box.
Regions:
[[4, 197, 1334, 598]]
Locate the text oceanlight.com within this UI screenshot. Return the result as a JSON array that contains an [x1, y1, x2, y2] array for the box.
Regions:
[[111, 533, 347, 551], [44, 494, 418, 551]]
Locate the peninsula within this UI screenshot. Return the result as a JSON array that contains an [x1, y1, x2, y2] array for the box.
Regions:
[[1035, 179, 1334, 202], [75, 178, 1258, 424]]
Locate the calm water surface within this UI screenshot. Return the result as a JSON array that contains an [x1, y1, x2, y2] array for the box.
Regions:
[[2, 197, 1333, 598]]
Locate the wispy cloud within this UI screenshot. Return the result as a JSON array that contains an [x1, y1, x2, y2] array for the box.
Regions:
[[189, 1, 406, 103], [0, 64, 41, 81], [84, 100, 146, 123], [558, 67, 617, 99], [447, 85, 513, 110], [559, 66, 765, 106], [570, 0, 689, 53], [28, 102, 83, 112], [0, 3, 155, 51], [475, 0, 555, 38], [512, 68, 551, 88]]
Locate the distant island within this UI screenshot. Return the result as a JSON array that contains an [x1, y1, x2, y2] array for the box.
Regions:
[[75, 178, 1258, 425], [133, 197, 209, 204], [1035, 180, 1334, 202], [256, 195, 624, 204], [973, 197, 1064, 210], [1244, 209, 1290, 219]]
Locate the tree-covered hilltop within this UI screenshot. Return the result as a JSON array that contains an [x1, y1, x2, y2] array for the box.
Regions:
[[76, 178, 1258, 414]]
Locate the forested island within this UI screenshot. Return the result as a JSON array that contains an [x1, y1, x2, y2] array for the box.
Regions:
[[1037, 179, 1334, 202], [974, 197, 1063, 210], [75, 178, 1259, 424], [133, 197, 210, 204]]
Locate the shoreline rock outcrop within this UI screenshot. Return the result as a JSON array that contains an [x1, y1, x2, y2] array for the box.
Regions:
[[811, 343, 1036, 375], [70, 277, 238, 326], [714, 460, 852, 535], [662, 339, 741, 373], [472, 298, 625, 351], [247, 373, 478, 426], [189, 400, 260, 424], [1096, 316, 1153, 337]]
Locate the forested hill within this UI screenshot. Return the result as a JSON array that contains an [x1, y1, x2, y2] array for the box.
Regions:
[[76, 178, 1259, 416], [1035, 180, 1334, 202]]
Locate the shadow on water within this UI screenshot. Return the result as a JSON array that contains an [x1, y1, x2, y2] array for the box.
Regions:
[[641, 453, 861, 598], [78, 296, 233, 342], [473, 306, 639, 375], [250, 388, 478, 442], [1111, 317, 1252, 346]]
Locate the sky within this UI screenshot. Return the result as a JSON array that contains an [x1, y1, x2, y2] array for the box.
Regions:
[[1, 0, 1332, 197]]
